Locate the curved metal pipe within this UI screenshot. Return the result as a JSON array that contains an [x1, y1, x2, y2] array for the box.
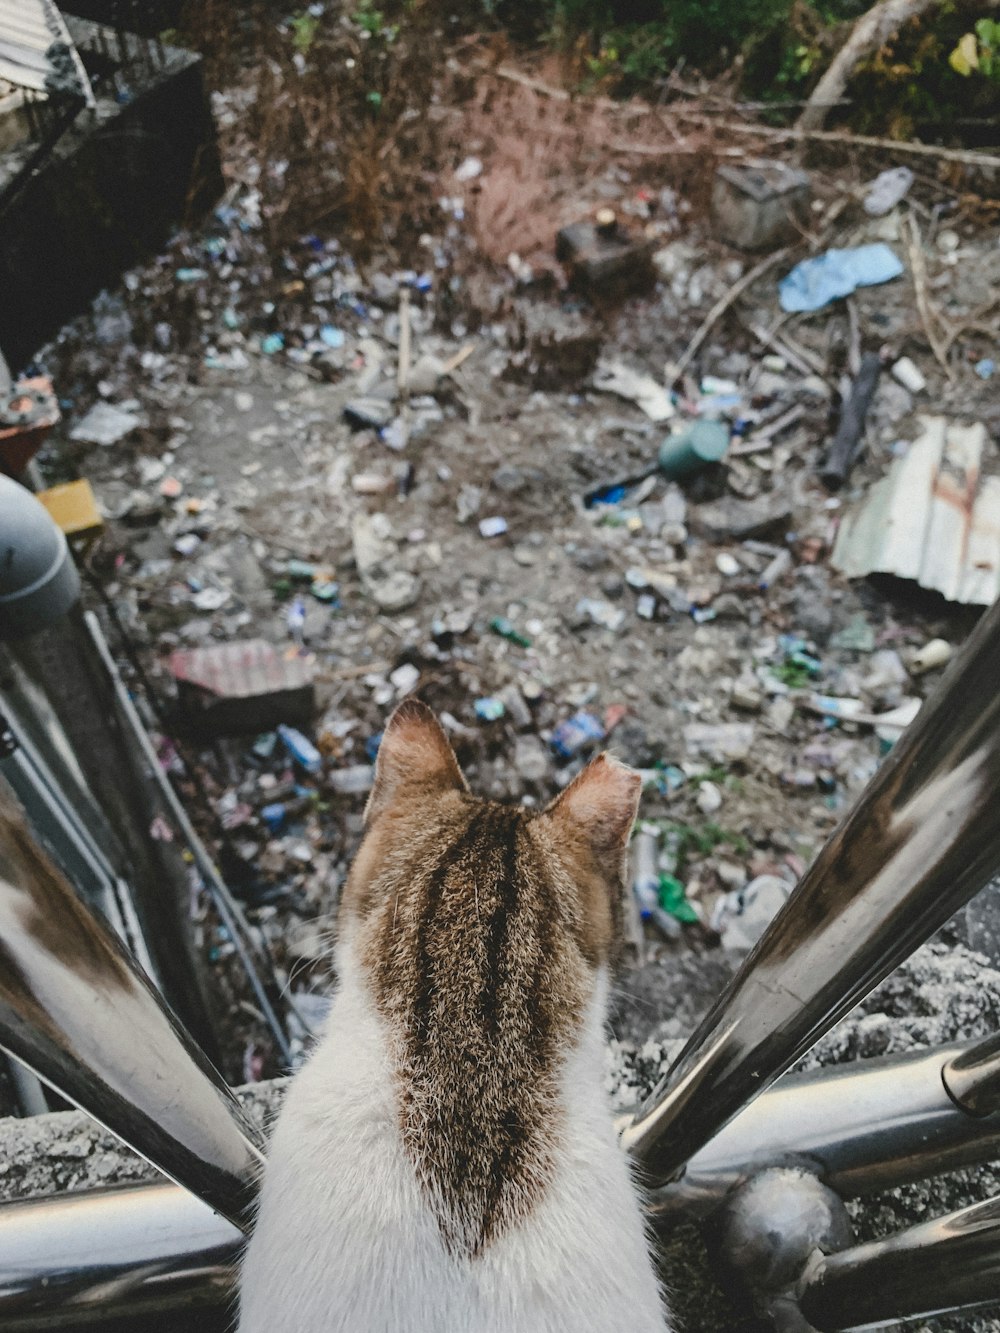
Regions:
[[799, 1195, 1000, 1330], [0, 1183, 240, 1330], [622, 595, 1000, 1185], [647, 1040, 1000, 1224], [943, 1031, 1000, 1117], [0, 783, 264, 1230]]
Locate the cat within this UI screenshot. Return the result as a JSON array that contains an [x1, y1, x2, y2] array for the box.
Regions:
[[239, 699, 668, 1333]]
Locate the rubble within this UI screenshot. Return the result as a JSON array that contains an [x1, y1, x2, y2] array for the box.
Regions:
[[68, 401, 145, 447]]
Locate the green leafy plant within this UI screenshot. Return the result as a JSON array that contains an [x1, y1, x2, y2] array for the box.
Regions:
[[950, 17, 1000, 78], [289, 10, 319, 54], [656, 820, 750, 872], [352, 2, 399, 41], [771, 661, 813, 689], [551, 0, 797, 89]]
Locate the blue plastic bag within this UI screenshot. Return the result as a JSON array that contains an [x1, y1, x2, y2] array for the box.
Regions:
[[779, 244, 904, 313]]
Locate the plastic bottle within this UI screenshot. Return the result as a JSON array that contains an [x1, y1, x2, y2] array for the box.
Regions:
[[632, 825, 681, 941], [277, 724, 323, 774]]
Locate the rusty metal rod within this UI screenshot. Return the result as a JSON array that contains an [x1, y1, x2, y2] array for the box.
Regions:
[[622, 594, 1000, 1185]]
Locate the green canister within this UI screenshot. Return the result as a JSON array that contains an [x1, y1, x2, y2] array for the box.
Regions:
[[658, 419, 730, 480]]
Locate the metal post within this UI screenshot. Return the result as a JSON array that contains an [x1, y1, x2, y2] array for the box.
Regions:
[[799, 1195, 1000, 1330], [622, 594, 1000, 1184], [0, 1182, 240, 1330], [0, 784, 264, 1231]]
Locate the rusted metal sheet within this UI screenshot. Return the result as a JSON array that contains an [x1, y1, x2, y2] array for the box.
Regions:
[[168, 639, 316, 736], [832, 416, 998, 605]]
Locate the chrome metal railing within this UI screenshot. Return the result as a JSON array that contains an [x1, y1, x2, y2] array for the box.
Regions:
[[5, 597, 1000, 1330]]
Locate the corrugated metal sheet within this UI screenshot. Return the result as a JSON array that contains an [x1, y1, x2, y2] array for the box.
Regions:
[[0, 0, 92, 104], [832, 416, 999, 604]]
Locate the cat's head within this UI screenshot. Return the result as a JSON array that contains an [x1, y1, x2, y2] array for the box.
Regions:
[[340, 698, 641, 971]]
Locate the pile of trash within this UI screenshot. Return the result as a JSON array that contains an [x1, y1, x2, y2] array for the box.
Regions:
[[27, 133, 1000, 1071]]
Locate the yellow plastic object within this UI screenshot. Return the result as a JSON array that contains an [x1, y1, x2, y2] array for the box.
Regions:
[[37, 479, 104, 539]]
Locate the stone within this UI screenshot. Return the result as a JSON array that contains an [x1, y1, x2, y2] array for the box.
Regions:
[[731, 684, 763, 712], [768, 696, 796, 733], [694, 494, 792, 542], [343, 396, 393, 429], [506, 305, 602, 389], [514, 734, 550, 784], [407, 353, 445, 395], [697, 780, 723, 814], [792, 591, 834, 646], [371, 570, 421, 613], [570, 545, 611, 572], [712, 593, 747, 621], [352, 471, 395, 495], [492, 466, 536, 495], [683, 721, 756, 764], [351, 512, 397, 582]]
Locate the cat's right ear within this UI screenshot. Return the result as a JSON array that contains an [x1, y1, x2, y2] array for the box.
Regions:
[[364, 699, 468, 826]]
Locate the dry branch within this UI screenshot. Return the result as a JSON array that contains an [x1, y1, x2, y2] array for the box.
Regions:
[[797, 0, 944, 132], [484, 62, 1000, 173], [668, 249, 791, 384], [906, 213, 953, 380], [668, 114, 1000, 170]]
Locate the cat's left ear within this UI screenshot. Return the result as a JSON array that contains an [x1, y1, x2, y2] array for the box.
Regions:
[[541, 753, 641, 877], [364, 699, 467, 826]]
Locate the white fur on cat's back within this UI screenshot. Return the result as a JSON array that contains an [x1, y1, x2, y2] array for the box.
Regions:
[[239, 947, 669, 1333]]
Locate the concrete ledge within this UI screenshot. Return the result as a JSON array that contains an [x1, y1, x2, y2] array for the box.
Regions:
[[0, 1080, 285, 1203]]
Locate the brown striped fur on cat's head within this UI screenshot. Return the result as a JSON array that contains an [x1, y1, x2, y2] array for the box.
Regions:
[[340, 699, 641, 1257]]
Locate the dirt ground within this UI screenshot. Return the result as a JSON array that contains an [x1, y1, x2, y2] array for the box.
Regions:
[[21, 55, 1000, 1331]]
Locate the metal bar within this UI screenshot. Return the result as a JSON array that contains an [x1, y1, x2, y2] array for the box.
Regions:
[[799, 1195, 1000, 1330], [85, 613, 294, 1064], [1, 719, 160, 983], [647, 1038, 1000, 1224], [5, 1053, 48, 1116], [0, 1182, 239, 1330], [0, 782, 264, 1231], [621, 594, 1000, 1184]]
